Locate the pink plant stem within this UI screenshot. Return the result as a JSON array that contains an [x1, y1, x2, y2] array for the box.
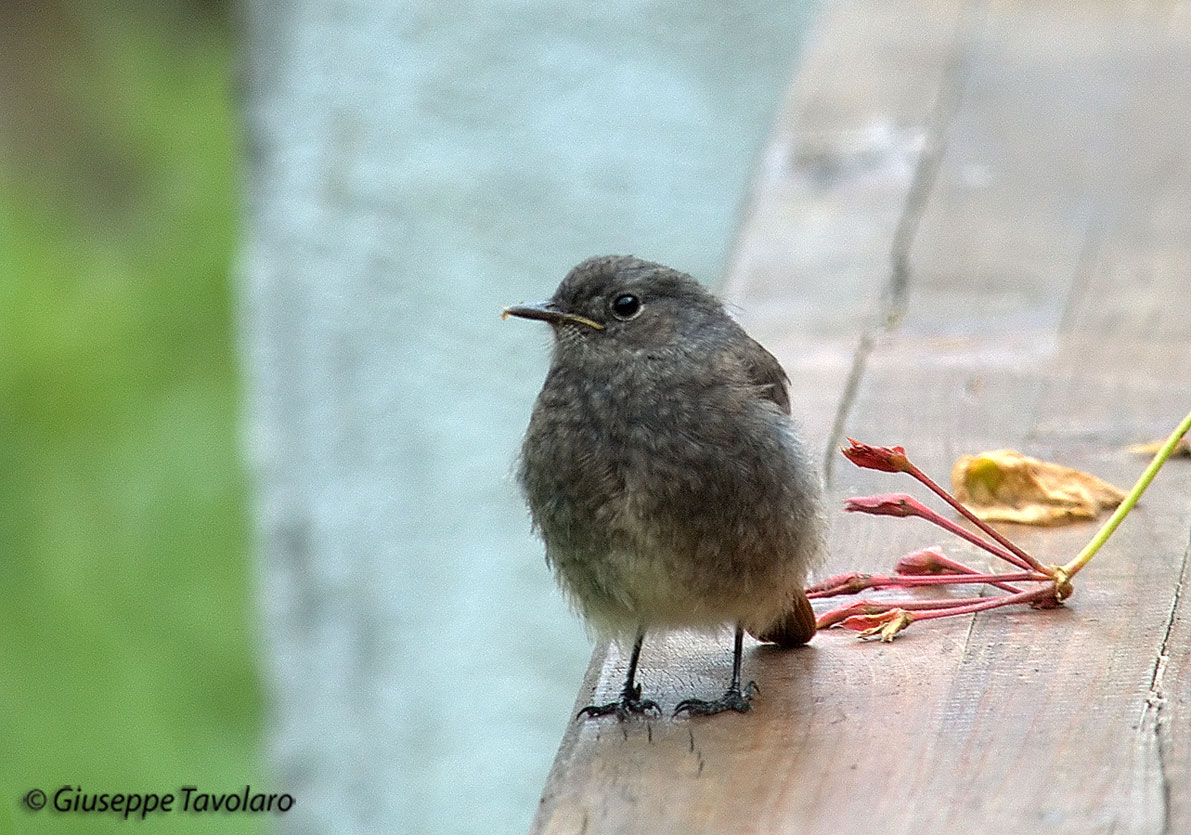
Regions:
[[905, 462, 1049, 574], [899, 550, 1024, 594], [907, 501, 1033, 571], [877, 572, 1046, 587], [882, 596, 998, 611], [807, 571, 1048, 599], [816, 595, 994, 628], [823, 585, 1060, 631], [904, 585, 1058, 621]]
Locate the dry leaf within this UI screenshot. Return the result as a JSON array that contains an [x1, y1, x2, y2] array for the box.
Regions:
[[951, 449, 1126, 526], [1127, 438, 1191, 457]]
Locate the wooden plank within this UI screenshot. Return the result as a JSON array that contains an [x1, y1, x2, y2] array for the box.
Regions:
[[534, 0, 971, 828], [722, 0, 974, 461], [532, 1, 1191, 833], [533, 1, 973, 823]]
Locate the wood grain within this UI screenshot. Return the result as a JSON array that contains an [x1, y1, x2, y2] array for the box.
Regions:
[[533, 1, 1191, 832]]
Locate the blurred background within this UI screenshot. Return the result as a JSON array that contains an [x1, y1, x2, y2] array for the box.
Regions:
[[1, 1, 820, 833]]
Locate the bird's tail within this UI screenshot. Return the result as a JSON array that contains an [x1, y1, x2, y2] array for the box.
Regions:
[[749, 587, 816, 647]]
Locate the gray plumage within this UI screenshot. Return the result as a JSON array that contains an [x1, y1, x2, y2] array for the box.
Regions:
[[514, 254, 823, 635], [507, 255, 825, 717]]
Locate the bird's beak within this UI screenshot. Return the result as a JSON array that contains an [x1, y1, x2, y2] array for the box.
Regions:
[[501, 301, 604, 331]]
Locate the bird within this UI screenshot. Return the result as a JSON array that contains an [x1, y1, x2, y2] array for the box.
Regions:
[[504, 255, 824, 718]]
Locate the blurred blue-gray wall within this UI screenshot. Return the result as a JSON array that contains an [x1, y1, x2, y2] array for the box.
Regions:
[[238, 2, 821, 832]]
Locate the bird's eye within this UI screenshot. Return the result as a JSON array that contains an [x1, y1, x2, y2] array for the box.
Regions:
[[610, 294, 642, 320]]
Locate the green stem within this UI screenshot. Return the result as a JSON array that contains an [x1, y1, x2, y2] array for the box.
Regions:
[[1062, 409, 1191, 578]]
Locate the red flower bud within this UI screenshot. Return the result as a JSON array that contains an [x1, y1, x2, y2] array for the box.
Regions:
[[840, 438, 912, 473], [841, 609, 915, 641], [893, 547, 953, 575], [805, 572, 874, 597], [815, 600, 899, 628], [843, 493, 933, 518]]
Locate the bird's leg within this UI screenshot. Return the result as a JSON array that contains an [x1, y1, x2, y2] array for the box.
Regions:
[[673, 624, 757, 717], [577, 629, 661, 720]]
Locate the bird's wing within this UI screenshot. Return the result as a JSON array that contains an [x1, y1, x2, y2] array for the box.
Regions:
[[740, 338, 791, 414]]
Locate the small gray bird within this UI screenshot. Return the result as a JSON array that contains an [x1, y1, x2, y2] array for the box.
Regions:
[[505, 255, 824, 718]]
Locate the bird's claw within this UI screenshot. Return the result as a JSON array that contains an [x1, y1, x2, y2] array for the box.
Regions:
[[673, 681, 758, 717], [577, 683, 661, 721]]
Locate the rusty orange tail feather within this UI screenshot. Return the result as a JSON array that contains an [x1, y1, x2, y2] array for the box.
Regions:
[[749, 587, 816, 648]]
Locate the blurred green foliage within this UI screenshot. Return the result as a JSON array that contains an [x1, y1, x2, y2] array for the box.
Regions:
[[0, 2, 262, 833]]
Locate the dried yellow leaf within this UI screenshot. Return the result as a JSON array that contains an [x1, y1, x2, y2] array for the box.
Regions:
[[951, 449, 1127, 526]]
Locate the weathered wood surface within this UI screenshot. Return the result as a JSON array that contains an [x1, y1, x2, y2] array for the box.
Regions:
[[532, 1, 1191, 833]]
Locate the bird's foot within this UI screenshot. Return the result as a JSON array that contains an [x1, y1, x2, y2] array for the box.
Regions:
[[673, 681, 758, 717], [576, 683, 661, 721]]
